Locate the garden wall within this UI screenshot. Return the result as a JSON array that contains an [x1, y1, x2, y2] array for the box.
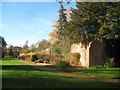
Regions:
[[70, 40, 105, 68]]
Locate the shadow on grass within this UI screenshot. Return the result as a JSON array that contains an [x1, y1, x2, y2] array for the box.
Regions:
[[2, 65, 120, 88], [2, 64, 120, 78], [2, 74, 119, 88], [2, 65, 41, 71], [2, 59, 120, 88]]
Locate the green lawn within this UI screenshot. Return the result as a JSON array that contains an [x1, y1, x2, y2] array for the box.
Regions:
[[1, 58, 119, 88], [62, 67, 120, 79]]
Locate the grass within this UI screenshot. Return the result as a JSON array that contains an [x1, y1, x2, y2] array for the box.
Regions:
[[1, 58, 119, 88], [62, 67, 120, 79]]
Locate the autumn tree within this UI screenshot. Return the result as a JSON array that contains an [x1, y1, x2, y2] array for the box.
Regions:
[[49, 23, 59, 45], [49, 1, 71, 55]]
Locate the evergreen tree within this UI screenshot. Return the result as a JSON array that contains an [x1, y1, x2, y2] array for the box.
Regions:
[[64, 2, 120, 44], [57, 2, 67, 39], [63, 2, 120, 67]]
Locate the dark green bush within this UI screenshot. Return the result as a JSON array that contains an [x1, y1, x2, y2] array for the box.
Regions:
[[30, 55, 38, 62], [57, 60, 70, 68], [91, 65, 104, 68]]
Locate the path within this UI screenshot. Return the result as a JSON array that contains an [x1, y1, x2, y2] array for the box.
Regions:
[[19, 60, 120, 84]]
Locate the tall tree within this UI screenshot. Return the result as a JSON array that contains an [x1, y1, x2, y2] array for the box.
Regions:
[[23, 40, 29, 49], [63, 2, 120, 44], [63, 2, 120, 66], [57, 1, 67, 39]]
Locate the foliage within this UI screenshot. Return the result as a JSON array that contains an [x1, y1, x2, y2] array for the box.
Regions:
[[50, 41, 62, 55], [90, 65, 104, 68], [23, 40, 29, 49], [104, 58, 115, 68], [34, 59, 44, 63], [30, 54, 38, 62], [8, 46, 14, 58], [50, 54, 64, 65], [18, 54, 31, 60], [29, 43, 36, 52], [57, 2, 67, 38], [63, 2, 120, 44], [38, 39, 51, 51], [2, 48, 7, 58], [49, 27, 59, 45], [64, 53, 80, 65], [104, 39, 120, 67], [59, 2, 120, 67], [0, 36, 7, 48], [57, 60, 70, 68], [49, 2, 71, 55], [20, 47, 29, 54], [35, 52, 64, 65], [36, 53, 50, 61], [0, 36, 7, 58], [50, 40, 71, 55]]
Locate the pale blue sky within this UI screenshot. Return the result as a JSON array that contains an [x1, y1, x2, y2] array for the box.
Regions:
[[1, 2, 76, 47]]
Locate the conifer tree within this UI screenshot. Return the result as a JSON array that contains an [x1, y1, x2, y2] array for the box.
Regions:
[[64, 2, 120, 44], [57, 2, 67, 39]]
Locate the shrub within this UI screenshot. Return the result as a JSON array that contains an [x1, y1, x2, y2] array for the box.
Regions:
[[91, 65, 104, 68], [64, 53, 80, 65], [57, 60, 70, 68], [49, 54, 64, 65], [43, 59, 49, 63], [104, 58, 115, 68], [36, 53, 50, 60], [30, 55, 38, 62], [35, 53, 64, 64], [18, 54, 31, 60], [34, 59, 44, 63]]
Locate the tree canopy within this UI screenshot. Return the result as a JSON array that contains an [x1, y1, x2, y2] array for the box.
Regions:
[[61, 2, 120, 44], [0, 36, 7, 47], [57, 2, 67, 39]]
